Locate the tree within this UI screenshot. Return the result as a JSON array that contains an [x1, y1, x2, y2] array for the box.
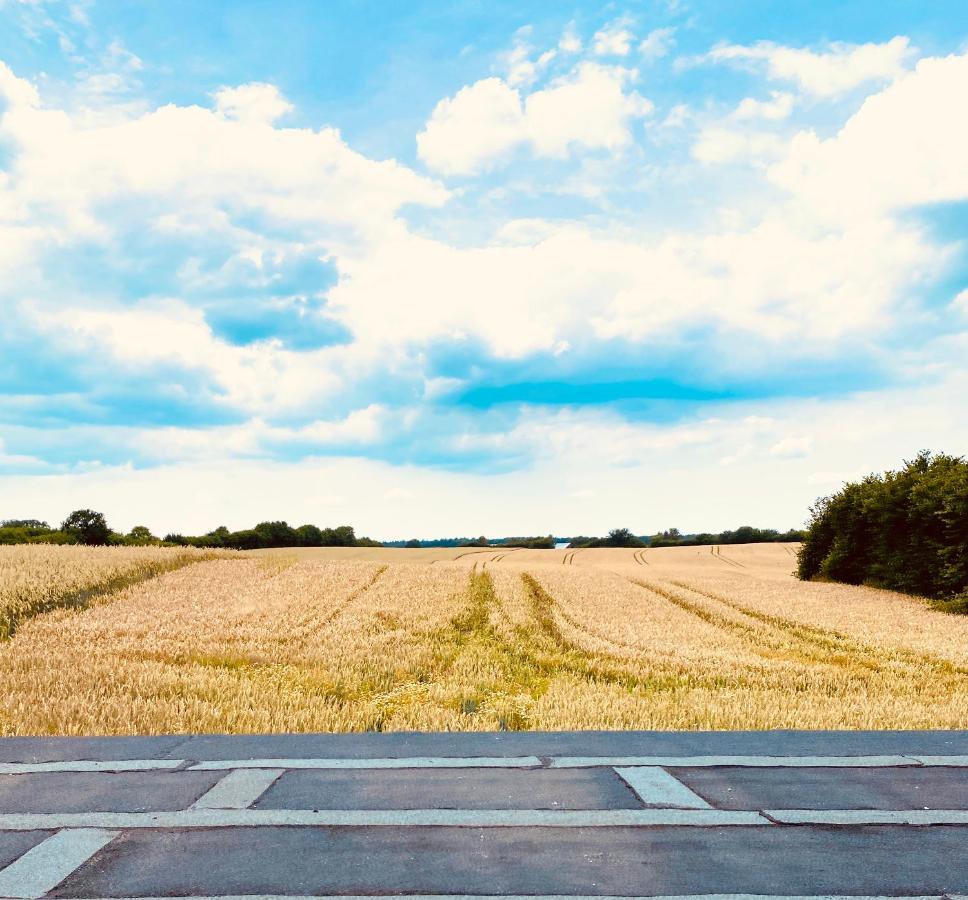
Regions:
[[320, 525, 356, 546], [223, 529, 263, 550], [61, 509, 111, 545], [603, 528, 646, 548], [127, 525, 157, 544], [405, 539, 422, 548], [296, 524, 323, 546], [254, 521, 299, 548], [797, 451, 968, 605]]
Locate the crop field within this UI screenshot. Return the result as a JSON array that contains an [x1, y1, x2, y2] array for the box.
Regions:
[[1, 543, 967, 735]]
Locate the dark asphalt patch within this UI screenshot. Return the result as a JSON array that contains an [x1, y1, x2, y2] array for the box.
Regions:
[[0, 830, 53, 868], [671, 765, 968, 810], [52, 824, 968, 897], [255, 767, 642, 810], [0, 771, 223, 813]]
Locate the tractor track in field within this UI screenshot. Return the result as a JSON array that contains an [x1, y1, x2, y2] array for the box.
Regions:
[[629, 576, 968, 679], [562, 548, 585, 566], [709, 545, 746, 568], [669, 579, 968, 677], [289, 564, 389, 644]]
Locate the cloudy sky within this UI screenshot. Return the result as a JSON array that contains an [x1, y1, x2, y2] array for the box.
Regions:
[[0, 0, 966, 539]]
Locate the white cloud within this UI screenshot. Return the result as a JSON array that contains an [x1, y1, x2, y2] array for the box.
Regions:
[[213, 82, 294, 124], [769, 436, 813, 459], [526, 63, 652, 157], [127, 406, 387, 462], [325, 209, 942, 360], [733, 91, 794, 121], [639, 27, 675, 61], [416, 78, 526, 175], [706, 36, 915, 97], [26, 300, 344, 413], [558, 25, 582, 54], [417, 63, 652, 175], [0, 61, 40, 108], [771, 51, 968, 219], [593, 19, 635, 57], [952, 289, 968, 317], [5, 371, 964, 538], [692, 127, 785, 164], [0, 71, 447, 245], [498, 29, 557, 88]]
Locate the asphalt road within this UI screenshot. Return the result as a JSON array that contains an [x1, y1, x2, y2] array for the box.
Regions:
[[0, 730, 965, 899]]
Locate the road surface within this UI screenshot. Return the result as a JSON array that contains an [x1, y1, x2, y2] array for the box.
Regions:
[[0, 730, 966, 898]]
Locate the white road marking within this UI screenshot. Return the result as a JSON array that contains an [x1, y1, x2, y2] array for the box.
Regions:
[[0, 829, 117, 899], [0, 753, 962, 773], [51, 895, 952, 900], [614, 767, 712, 809], [550, 755, 919, 768], [189, 756, 544, 770], [0, 759, 184, 775], [191, 768, 284, 809], [766, 809, 968, 825], [907, 755, 968, 766], [0, 808, 767, 829]]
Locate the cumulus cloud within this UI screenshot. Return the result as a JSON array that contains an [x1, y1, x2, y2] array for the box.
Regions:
[[0, 69, 447, 246], [213, 82, 294, 124], [2, 25, 966, 510], [593, 19, 635, 57], [770, 51, 968, 218], [26, 300, 344, 413], [639, 27, 675, 61], [558, 25, 582, 54], [4, 371, 964, 537], [733, 91, 795, 121], [417, 63, 652, 175], [704, 36, 915, 97]]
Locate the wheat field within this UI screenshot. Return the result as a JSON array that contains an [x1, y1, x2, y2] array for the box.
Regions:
[[1, 542, 967, 735]]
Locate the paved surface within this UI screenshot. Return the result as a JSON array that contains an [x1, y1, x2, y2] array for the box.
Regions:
[[0, 731, 965, 898]]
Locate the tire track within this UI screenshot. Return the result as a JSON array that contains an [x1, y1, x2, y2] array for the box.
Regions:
[[631, 576, 968, 679], [562, 547, 585, 566], [709, 545, 745, 568], [670, 579, 968, 677], [628, 577, 884, 672]]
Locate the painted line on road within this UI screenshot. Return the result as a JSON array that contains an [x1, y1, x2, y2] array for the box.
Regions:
[[189, 756, 544, 770], [0, 829, 117, 899], [550, 755, 919, 768], [1, 754, 964, 775], [908, 755, 968, 766], [766, 809, 968, 825], [0, 809, 767, 830], [615, 766, 712, 809], [191, 768, 284, 810], [47, 895, 953, 900], [0, 760, 184, 775]]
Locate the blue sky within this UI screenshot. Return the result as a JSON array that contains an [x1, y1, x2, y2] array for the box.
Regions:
[[0, 0, 966, 537]]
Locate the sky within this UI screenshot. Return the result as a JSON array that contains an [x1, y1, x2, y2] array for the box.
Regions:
[[0, 0, 966, 539]]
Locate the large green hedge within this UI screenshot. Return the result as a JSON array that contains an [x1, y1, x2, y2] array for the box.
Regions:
[[797, 451, 968, 609]]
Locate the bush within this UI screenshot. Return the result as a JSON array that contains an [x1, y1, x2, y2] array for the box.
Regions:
[[797, 451, 968, 603]]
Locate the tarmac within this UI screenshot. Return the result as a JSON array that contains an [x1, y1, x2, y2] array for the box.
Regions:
[[0, 730, 965, 899]]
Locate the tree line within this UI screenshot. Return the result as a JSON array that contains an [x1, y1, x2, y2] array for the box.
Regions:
[[566, 526, 804, 548], [0, 511, 380, 549], [797, 451, 968, 611], [386, 536, 557, 548]]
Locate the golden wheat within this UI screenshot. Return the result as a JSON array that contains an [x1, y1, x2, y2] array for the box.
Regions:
[[0, 544, 966, 734], [0, 544, 222, 640]]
